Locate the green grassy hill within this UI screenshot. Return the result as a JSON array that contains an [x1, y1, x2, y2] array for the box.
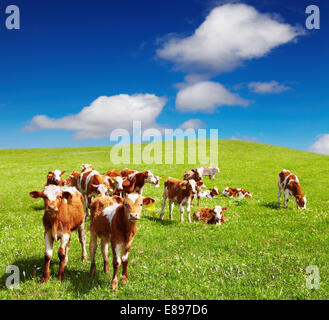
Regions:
[[0, 140, 328, 300]]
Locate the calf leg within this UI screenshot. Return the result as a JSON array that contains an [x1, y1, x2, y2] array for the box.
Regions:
[[78, 222, 87, 262], [83, 195, 89, 218], [186, 199, 192, 223], [179, 203, 184, 222], [121, 245, 131, 284], [42, 231, 53, 283], [101, 239, 110, 274], [58, 233, 70, 281], [89, 230, 98, 275], [284, 189, 290, 208], [169, 201, 174, 220], [111, 243, 123, 291]]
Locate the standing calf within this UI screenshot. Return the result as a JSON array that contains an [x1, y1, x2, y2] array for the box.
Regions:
[[89, 193, 149, 290], [277, 169, 306, 209], [160, 177, 197, 222], [29, 186, 87, 282]]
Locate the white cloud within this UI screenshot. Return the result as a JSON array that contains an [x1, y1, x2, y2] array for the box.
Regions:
[[248, 81, 291, 94], [24, 94, 166, 140], [309, 134, 329, 155], [176, 81, 250, 112], [180, 119, 205, 130], [157, 3, 304, 73]]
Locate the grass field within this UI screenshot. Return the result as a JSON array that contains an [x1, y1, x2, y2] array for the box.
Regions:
[[0, 139, 328, 300]]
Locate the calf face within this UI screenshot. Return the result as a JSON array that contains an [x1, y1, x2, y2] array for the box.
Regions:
[[30, 185, 62, 212], [123, 193, 144, 221], [213, 206, 227, 225], [47, 170, 66, 186]]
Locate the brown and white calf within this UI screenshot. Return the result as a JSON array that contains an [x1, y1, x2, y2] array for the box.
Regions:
[[160, 177, 197, 222], [121, 170, 159, 195], [199, 187, 220, 200], [198, 167, 220, 180], [193, 206, 227, 225], [46, 170, 66, 186], [70, 169, 110, 216], [183, 168, 203, 182], [277, 169, 306, 209], [222, 187, 252, 199], [29, 186, 87, 282], [104, 169, 124, 194], [89, 193, 149, 290]]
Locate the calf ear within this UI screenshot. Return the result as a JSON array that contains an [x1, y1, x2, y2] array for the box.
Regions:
[[62, 191, 72, 200], [90, 183, 99, 189], [29, 191, 43, 199], [60, 171, 66, 176], [143, 197, 155, 205], [222, 207, 228, 211], [123, 179, 131, 187]]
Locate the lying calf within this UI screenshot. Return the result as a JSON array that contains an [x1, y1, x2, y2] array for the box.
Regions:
[[222, 187, 252, 199], [193, 206, 227, 225]]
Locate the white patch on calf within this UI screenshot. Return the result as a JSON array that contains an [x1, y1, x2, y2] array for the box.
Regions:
[[115, 243, 124, 264], [53, 170, 62, 183], [43, 185, 61, 202], [115, 176, 123, 190], [127, 193, 140, 203], [188, 180, 196, 193], [97, 184, 108, 196], [102, 203, 121, 224]]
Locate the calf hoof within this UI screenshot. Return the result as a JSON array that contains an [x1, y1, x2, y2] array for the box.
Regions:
[[111, 279, 118, 291], [90, 264, 97, 276], [41, 275, 49, 283], [81, 255, 88, 263], [122, 275, 128, 284], [58, 273, 64, 281]]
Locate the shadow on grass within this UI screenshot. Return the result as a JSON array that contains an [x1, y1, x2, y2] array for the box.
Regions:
[[260, 201, 280, 210], [31, 205, 44, 211], [0, 255, 104, 295], [143, 215, 176, 226]]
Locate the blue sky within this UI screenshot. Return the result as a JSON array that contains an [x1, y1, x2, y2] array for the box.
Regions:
[[0, 0, 328, 152]]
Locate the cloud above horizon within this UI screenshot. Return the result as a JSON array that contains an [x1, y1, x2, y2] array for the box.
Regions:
[[156, 3, 304, 74], [248, 81, 291, 94], [24, 94, 166, 140], [176, 81, 250, 112], [309, 134, 329, 155], [179, 118, 205, 130]]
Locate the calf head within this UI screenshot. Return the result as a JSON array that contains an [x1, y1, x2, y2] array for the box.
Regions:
[[106, 176, 124, 191], [123, 193, 144, 221], [213, 206, 227, 225], [210, 187, 219, 196], [69, 171, 81, 188], [144, 171, 159, 187], [81, 164, 92, 172], [47, 170, 65, 185], [192, 169, 202, 181], [296, 195, 307, 209], [91, 183, 111, 197], [30, 185, 63, 213]]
